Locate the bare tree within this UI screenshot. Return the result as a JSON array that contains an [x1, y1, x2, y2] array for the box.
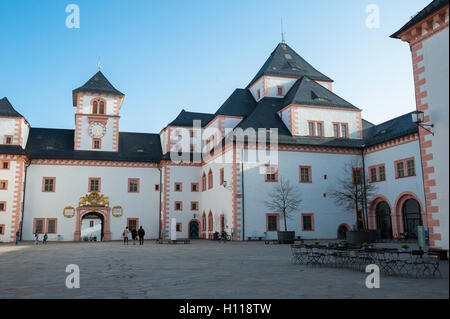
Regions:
[[264, 176, 303, 232], [328, 160, 377, 231]]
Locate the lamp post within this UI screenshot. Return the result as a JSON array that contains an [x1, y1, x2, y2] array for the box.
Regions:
[[412, 110, 434, 135]]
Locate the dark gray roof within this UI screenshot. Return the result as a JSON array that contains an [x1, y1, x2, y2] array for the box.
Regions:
[[0, 97, 24, 118], [391, 0, 448, 38], [233, 97, 364, 148], [215, 89, 256, 117], [247, 42, 333, 88], [362, 119, 375, 131], [25, 128, 162, 162], [72, 71, 124, 99], [284, 77, 358, 109], [167, 110, 215, 127], [363, 111, 418, 146], [0, 145, 27, 155]]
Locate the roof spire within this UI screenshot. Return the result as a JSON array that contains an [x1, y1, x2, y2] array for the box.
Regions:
[[281, 17, 285, 43]]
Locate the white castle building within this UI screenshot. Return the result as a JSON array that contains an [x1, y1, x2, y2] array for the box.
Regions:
[[1, 11, 448, 249]]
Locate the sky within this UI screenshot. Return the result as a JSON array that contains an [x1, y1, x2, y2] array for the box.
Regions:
[[0, 0, 431, 133]]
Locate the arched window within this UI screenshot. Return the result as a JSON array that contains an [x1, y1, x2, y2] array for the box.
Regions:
[[202, 172, 206, 191], [92, 99, 106, 115], [208, 211, 213, 232], [208, 169, 213, 189], [202, 212, 206, 232]]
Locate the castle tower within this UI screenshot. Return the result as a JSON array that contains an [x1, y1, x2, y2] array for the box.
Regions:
[[72, 71, 124, 152]]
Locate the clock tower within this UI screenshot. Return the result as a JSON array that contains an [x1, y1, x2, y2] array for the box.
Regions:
[[72, 71, 124, 152]]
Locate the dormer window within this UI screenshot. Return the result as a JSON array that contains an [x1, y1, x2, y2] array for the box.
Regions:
[[92, 99, 106, 115], [276, 86, 284, 96], [3, 136, 13, 145]]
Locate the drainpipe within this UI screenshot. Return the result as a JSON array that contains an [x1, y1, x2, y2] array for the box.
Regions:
[[361, 145, 369, 230], [19, 159, 31, 241], [241, 160, 245, 241], [157, 166, 162, 240]]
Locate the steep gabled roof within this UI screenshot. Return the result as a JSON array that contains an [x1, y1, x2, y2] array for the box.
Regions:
[[72, 71, 124, 105], [391, 0, 448, 38], [235, 98, 290, 135], [167, 110, 215, 128], [0, 145, 27, 155], [25, 128, 162, 162], [0, 97, 24, 118], [215, 89, 256, 117], [363, 111, 418, 146], [283, 76, 358, 110], [247, 42, 333, 88], [233, 97, 364, 148]]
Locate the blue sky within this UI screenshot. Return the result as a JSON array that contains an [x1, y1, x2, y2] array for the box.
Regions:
[[0, 0, 430, 133]]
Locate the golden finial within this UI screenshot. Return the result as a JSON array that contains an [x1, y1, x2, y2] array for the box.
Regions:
[[98, 57, 102, 70]]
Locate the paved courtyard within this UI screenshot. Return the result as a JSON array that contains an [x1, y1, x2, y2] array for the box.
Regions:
[[0, 240, 448, 299]]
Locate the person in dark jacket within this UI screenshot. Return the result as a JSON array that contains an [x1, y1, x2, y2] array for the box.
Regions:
[[137, 226, 145, 245], [131, 228, 138, 245]]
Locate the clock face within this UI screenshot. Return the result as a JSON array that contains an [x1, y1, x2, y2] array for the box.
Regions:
[[88, 122, 106, 138]]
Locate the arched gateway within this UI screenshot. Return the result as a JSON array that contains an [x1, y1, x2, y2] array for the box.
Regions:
[[74, 192, 111, 242]]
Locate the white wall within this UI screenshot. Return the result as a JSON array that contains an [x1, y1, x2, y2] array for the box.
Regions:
[[420, 27, 449, 249], [22, 163, 160, 241]]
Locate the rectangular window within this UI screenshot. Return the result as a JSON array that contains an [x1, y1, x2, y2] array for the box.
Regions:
[[89, 178, 101, 192], [396, 162, 405, 178], [257, 89, 261, 100], [42, 177, 55, 192], [89, 220, 94, 227], [128, 178, 140, 193], [265, 165, 278, 182], [190, 201, 199, 211], [308, 122, 315, 136], [0, 201, 6, 211], [155, 184, 160, 191], [174, 183, 182, 192], [266, 214, 279, 232], [352, 168, 363, 184], [316, 122, 323, 137], [299, 166, 312, 183], [407, 159, 415, 176], [276, 86, 284, 96], [0, 180, 7, 190], [2, 161, 10, 169], [176, 223, 182, 232], [191, 183, 199, 192], [0, 224, 4, 235], [92, 138, 101, 149], [370, 168, 377, 183], [4, 135, 13, 144], [379, 166, 386, 181], [127, 218, 139, 232], [174, 201, 182, 211], [302, 214, 314, 231], [333, 124, 340, 137], [341, 124, 348, 138], [34, 218, 45, 233], [395, 158, 415, 178], [46, 219, 57, 234]]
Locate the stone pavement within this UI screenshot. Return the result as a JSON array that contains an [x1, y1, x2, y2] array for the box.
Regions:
[[0, 240, 448, 299]]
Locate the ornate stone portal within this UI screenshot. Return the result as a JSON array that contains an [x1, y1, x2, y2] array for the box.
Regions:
[[74, 192, 112, 242]]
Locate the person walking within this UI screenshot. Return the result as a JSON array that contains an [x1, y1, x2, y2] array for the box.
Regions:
[[43, 233, 48, 245], [34, 232, 39, 245], [123, 227, 130, 245], [138, 226, 145, 245], [220, 231, 227, 243], [15, 231, 20, 245], [131, 228, 137, 245]]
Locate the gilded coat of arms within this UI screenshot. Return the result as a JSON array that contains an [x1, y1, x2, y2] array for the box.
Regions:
[[78, 192, 110, 207]]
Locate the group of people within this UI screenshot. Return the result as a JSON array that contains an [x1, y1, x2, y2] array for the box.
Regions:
[[123, 226, 145, 245], [33, 232, 48, 245]]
